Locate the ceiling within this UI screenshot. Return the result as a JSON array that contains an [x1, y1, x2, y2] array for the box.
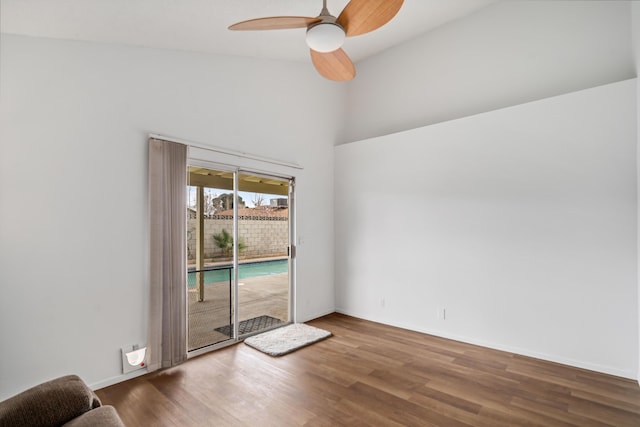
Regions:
[[0, 0, 496, 63]]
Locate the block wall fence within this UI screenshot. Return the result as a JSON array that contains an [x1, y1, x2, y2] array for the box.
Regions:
[[187, 215, 288, 261]]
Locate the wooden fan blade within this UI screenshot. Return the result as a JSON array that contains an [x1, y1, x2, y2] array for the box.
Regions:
[[229, 16, 321, 31], [310, 49, 356, 81], [337, 0, 404, 37]]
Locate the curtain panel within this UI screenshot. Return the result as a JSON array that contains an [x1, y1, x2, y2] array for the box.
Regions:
[[148, 138, 187, 371]]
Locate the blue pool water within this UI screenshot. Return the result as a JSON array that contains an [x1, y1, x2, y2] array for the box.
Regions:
[[187, 259, 287, 287]]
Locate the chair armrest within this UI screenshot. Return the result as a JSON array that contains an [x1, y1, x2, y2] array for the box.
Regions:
[[0, 375, 101, 427], [63, 406, 126, 427]]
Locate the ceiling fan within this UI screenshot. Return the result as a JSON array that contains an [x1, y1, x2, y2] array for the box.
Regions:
[[228, 0, 404, 81]]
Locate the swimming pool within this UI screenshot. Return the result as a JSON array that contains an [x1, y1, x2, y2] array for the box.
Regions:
[[187, 259, 288, 287]]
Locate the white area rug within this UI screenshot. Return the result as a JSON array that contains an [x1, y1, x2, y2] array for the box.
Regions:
[[244, 323, 332, 356]]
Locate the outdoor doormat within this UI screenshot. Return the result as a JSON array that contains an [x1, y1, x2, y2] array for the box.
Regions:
[[215, 315, 283, 337], [244, 323, 332, 356]]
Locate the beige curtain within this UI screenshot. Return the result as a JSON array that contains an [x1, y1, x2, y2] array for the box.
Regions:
[[147, 137, 187, 371]]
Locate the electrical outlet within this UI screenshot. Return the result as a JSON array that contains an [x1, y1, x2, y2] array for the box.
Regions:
[[438, 308, 446, 320]]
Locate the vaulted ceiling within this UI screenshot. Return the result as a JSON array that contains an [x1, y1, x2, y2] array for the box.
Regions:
[[0, 0, 497, 63]]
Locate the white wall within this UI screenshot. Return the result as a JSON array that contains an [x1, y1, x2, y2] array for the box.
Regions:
[[0, 34, 341, 399], [1, 0, 637, 399], [341, 0, 635, 143], [335, 80, 638, 378], [632, 1, 640, 384]]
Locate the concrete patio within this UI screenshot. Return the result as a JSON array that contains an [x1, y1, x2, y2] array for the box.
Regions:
[[187, 272, 289, 351]]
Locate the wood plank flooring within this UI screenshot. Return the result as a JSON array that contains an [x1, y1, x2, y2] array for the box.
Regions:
[[96, 313, 640, 426]]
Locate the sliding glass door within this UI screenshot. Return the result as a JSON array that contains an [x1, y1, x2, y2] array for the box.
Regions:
[[237, 172, 292, 337], [186, 165, 293, 353], [187, 167, 235, 351]]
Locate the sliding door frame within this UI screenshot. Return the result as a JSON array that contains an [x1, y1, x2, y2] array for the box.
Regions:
[[186, 160, 296, 358], [236, 169, 296, 340]]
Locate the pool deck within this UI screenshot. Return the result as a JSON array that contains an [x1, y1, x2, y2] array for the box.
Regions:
[[187, 269, 289, 351]]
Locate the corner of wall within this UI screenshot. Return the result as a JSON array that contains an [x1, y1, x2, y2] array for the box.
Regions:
[[633, 2, 640, 386]]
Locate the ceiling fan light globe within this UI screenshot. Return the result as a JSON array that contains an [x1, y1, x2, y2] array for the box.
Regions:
[[306, 23, 345, 53]]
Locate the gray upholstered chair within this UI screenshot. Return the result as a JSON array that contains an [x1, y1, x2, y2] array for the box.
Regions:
[[0, 375, 125, 427]]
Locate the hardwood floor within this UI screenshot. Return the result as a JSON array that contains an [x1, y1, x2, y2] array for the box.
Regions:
[[96, 313, 640, 426]]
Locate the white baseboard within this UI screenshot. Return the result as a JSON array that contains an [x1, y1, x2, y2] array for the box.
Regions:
[[298, 308, 336, 324], [89, 368, 148, 391], [335, 308, 636, 380]]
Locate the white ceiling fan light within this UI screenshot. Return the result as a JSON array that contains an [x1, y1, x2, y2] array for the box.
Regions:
[[305, 22, 346, 53]]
